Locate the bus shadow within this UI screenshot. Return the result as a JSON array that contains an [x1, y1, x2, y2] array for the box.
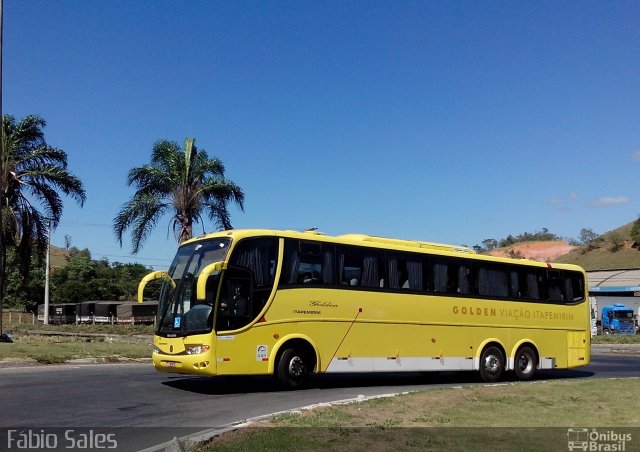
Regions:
[[161, 368, 595, 395], [161, 375, 278, 395]]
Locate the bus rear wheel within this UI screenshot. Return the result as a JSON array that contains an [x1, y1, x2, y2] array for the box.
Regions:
[[276, 347, 309, 389], [479, 346, 504, 383], [514, 346, 537, 381]]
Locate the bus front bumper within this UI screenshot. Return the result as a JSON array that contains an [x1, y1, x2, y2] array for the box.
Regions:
[[152, 348, 217, 375]]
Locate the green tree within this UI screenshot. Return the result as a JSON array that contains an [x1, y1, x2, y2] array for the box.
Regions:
[[114, 138, 244, 254], [0, 115, 86, 333], [630, 218, 640, 244], [51, 255, 160, 303], [4, 248, 45, 312], [578, 228, 599, 245], [482, 239, 498, 251]]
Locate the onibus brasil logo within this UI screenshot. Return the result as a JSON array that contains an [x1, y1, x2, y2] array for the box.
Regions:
[[567, 428, 632, 451]]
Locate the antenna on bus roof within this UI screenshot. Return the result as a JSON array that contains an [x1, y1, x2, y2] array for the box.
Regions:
[[304, 227, 318, 232]]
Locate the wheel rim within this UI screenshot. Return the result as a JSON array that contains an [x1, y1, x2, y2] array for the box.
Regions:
[[518, 353, 533, 374], [288, 355, 305, 377], [484, 353, 500, 374]]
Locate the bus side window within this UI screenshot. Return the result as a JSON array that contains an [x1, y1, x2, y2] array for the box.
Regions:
[[337, 246, 383, 289], [547, 270, 564, 302], [280, 240, 336, 287], [564, 272, 585, 302], [478, 265, 508, 298], [432, 261, 448, 293], [458, 264, 473, 295], [510, 270, 521, 298], [388, 256, 424, 291]]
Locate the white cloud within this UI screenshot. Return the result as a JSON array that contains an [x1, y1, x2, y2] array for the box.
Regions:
[[589, 196, 629, 207], [548, 198, 562, 205]]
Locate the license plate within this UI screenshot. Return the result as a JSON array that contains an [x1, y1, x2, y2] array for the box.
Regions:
[[166, 361, 176, 368]]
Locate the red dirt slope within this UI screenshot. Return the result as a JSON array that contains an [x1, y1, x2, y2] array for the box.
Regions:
[[488, 241, 576, 262]]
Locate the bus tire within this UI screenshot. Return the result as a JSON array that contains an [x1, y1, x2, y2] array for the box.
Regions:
[[514, 345, 537, 381], [603, 328, 610, 335], [479, 346, 504, 383], [276, 347, 309, 389]]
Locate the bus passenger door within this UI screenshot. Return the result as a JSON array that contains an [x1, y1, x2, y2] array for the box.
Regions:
[[214, 267, 257, 375]]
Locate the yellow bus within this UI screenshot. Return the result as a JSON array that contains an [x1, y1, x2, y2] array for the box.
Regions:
[[138, 229, 590, 388]]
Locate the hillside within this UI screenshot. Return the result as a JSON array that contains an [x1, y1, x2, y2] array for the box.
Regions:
[[50, 245, 70, 269], [555, 221, 640, 271], [488, 241, 576, 261], [484, 221, 640, 271]]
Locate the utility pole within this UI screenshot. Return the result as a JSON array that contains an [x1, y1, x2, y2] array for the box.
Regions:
[[44, 218, 51, 325], [0, 0, 5, 336]]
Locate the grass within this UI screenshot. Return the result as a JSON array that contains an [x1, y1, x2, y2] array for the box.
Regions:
[[1, 313, 155, 335], [0, 325, 153, 364], [592, 334, 640, 344], [0, 334, 152, 363], [0, 336, 152, 364], [198, 378, 640, 451]]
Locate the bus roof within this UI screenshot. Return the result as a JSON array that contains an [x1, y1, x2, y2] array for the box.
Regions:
[[336, 233, 475, 254], [187, 229, 473, 253]]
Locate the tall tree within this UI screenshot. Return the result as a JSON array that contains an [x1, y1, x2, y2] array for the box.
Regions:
[[579, 228, 599, 245], [0, 114, 86, 334], [114, 138, 244, 254]]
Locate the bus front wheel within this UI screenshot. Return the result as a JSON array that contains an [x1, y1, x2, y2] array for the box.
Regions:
[[479, 346, 504, 383], [514, 346, 537, 381], [276, 347, 309, 389]]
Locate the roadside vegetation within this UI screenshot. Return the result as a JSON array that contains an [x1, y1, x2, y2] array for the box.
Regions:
[[199, 378, 640, 451], [0, 331, 152, 364], [1, 312, 154, 335], [2, 248, 163, 313], [591, 334, 640, 344], [0, 317, 153, 363]]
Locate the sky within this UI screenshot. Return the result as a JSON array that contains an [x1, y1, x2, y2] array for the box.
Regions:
[[4, 1, 640, 269]]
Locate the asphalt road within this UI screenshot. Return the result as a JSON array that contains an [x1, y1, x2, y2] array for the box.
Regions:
[[0, 349, 638, 451]]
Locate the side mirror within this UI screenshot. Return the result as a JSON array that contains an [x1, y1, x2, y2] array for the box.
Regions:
[[137, 271, 175, 304], [196, 262, 227, 301]]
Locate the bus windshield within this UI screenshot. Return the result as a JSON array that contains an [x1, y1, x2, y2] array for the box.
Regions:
[[156, 238, 231, 337]]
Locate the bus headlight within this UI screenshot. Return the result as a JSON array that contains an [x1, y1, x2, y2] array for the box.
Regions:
[[185, 345, 210, 355]]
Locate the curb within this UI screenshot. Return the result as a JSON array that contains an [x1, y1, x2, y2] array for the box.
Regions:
[[138, 393, 405, 452]]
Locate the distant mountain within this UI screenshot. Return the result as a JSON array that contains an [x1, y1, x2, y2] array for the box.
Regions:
[[555, 221, 640, 271]]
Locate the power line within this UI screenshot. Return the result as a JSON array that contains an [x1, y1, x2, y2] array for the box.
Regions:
[[92, 253, 172, 263], [58, 222, 113, 228]]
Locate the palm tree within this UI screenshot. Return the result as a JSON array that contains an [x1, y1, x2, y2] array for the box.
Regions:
[[114, 138, 245, 254], [0, 114, 86, 335]]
